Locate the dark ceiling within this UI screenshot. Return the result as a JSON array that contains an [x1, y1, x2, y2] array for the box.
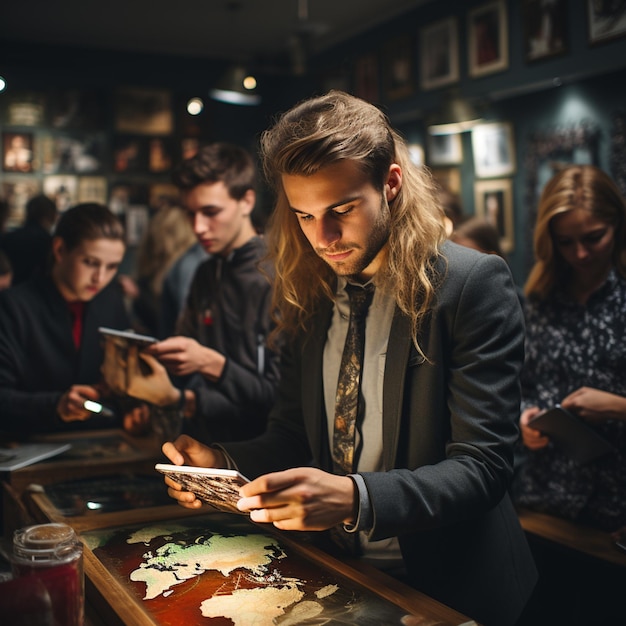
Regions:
[[0, 0, 431, 67]]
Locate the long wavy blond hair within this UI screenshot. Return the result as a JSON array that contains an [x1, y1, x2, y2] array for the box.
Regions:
[[261, 91, 446, 351], [525, 164, 626, 300]]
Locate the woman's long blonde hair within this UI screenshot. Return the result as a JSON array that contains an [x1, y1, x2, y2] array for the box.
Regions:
[[525, 164, 626, 300], [261, 91, 446, 350]]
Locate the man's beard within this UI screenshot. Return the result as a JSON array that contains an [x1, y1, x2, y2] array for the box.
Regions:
[[316, 196, 391, 278]]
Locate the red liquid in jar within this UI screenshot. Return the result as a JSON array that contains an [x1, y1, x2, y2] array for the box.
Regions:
[[12, 523, 84, 626]]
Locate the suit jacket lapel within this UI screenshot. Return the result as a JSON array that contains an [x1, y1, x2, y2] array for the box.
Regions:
[[382, 308, 412, 470], [301, 301, 333, 465]]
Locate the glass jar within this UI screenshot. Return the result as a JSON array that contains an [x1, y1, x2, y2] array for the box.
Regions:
[[11, 523, 84, 626]]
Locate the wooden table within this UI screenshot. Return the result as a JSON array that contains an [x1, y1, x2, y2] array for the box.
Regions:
[[23, 490, 479, 626]]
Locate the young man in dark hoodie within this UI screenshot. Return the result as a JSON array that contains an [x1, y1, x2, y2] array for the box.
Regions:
[[121, 143, 279, 443]]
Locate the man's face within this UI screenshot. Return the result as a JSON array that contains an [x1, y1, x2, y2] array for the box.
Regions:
[[282, 160, 401, 281], [183, 181, 255, 257]]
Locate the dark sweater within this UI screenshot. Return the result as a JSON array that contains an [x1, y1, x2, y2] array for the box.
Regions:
[[0, 274, 129, 436], [176, 236, 280, 443]]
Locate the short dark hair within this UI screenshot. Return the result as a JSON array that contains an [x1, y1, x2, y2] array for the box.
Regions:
[[172, 142, 256, 200], [26, 194, 58, 225], [53, 203, 125, 251]]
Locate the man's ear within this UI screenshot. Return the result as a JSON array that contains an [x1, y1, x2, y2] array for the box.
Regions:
[[384, 164, 402, 203], [51, 236, 66, 265], [240, 189, 256, 217]]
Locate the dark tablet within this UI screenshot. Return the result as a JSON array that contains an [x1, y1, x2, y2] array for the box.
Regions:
[[528, 405, 615, 464]]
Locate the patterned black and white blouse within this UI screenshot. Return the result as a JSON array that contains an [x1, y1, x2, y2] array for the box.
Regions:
[[513, 269, 626, 531]]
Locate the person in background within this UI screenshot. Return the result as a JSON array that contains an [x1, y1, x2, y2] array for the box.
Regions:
[[0, 203, 147, 436], [0, 194, 58, 285], [436, 184, 463, 236], [116, 143, 280, 444], [157, 91, 537, 626], [132, 203, 198, 337], [513, 164, 626, 625], [159, 240, 208, 338], [451, 216, 525, 307], [451, 215, 502, 255], [514, 165, 626, 531], [0, 250, 12, 290]]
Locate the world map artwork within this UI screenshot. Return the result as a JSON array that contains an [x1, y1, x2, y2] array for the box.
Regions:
[[82, 514, 433, 625]]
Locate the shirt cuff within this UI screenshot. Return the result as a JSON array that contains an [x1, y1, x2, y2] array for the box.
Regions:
[[344, 473, 373, 533]]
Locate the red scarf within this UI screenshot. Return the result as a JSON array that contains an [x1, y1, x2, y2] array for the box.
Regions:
[[67, 301, 85, 349]]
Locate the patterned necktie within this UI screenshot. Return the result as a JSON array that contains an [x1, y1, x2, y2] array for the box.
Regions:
[[332, 283, 374, 475]]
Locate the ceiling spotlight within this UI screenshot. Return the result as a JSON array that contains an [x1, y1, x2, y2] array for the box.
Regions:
[[0, 76, 6, 92], [210, 65, 261, 106], [187, 97, 204, 115]]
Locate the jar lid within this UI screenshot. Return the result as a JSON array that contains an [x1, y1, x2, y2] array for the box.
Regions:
[[13, 523, 79, 561]]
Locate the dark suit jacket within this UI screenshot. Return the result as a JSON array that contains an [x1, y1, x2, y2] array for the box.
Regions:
[[223, 241, 537, 626], [0, 274, 129, 435]]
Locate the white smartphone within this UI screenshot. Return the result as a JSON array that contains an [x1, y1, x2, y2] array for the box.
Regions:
[[98, 327, 158, 346], [155, 463, 250, 515]]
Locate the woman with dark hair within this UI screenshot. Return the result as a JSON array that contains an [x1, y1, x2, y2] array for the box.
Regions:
[[0, 203, 144, 436], [514, 165, 626, 532]]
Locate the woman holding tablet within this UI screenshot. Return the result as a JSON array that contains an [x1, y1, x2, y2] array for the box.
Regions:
[[0, 202, 146, 436], [514, 165, 626, 532]]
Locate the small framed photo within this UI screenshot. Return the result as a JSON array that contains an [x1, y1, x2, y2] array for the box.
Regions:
[[78, 176, 108, 205], [420, 17, 459, 90], [113, 136, 146, 174], [353, 52, 380, 103], [2, 132, 35, 173], [522, 0, 568, 62], [474, 178, 514, 253], [114, 87, 173, 135], [1, 177, 41, 228], [427, 133, 463, 166], [471, 122, 516, 178], [407, 143, 425, 167], [468, 1, 509, 77], [2, 92, 46, 127], [587, 0, 626, 45], [383, 35, 415, 101], [43, 175, 79, 212]]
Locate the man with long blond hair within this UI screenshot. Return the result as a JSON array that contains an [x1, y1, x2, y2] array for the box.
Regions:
[[159, 92, 537, 625]]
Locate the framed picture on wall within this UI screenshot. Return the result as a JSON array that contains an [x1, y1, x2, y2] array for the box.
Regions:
[[474, 178, 514, 253], [353, 52, 380, 103], [2, 132, 35, 173], [43, 175, 79, 212], [407, 143, 424, 167], [471, 122, 516, 178], [383, 35, 415, 101], [522, 0, 568, 62], [114, 87, 173, 135], [468, 1, 509, 77], [420, 17, 459, 90], [587, 0, 626, 44], [427, 132, 462, 166], [1, 177, 41, 228]]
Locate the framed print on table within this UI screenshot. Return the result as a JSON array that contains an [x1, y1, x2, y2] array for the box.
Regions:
[[420, 17, 459, 90], [471, 121, 516, 178], [468, 1, 509, 77], [587, 0, 626, 45], [522, 0, 568, 62], [427, 132, 462, 166], [474, 178, 514, 253]]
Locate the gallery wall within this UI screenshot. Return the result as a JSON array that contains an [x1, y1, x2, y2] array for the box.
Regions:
[[2, 0, 626, 284]]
